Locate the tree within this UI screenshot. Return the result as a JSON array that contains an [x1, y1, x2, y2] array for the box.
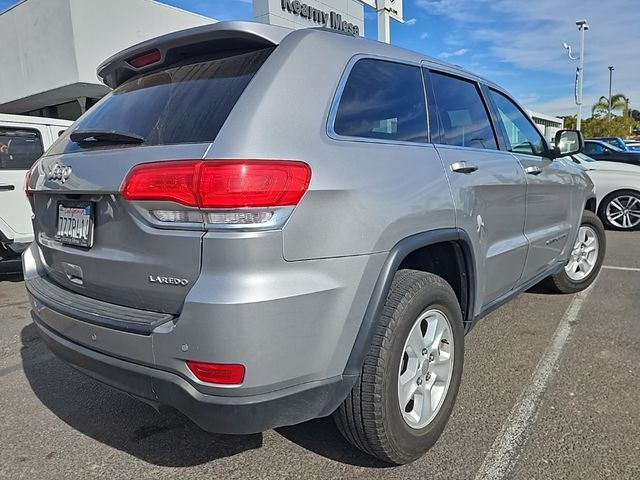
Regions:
[[562, 115, 577, 129], [592, 93, 629, 117]]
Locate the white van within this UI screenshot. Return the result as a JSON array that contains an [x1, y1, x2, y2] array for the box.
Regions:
[[1, 113, 72, 262]]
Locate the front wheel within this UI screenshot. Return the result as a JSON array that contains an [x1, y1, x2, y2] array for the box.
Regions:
[[334, 270, 464, 464], [545, 210, 606, 294], [598, 190, 640, 231]]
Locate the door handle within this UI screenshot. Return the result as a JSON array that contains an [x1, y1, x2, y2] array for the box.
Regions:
[[525, 165, 543, 175], [0, 184, 15, 191], [450, 161, 478, 174]]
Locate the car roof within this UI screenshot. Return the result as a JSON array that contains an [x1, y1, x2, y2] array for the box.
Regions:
[[99, 21, 503, 92]]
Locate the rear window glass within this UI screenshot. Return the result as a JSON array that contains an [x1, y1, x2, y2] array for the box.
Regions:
[[0, 128, 44, 170], [428, 71, 497, 150], [49, 48, 273, 155], [333, 59, 428, 143]]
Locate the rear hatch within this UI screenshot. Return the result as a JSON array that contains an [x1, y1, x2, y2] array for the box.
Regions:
[[29, 33, 277, 315]]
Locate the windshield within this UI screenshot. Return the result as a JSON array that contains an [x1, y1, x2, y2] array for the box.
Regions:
[[48, 48, 274, 155], [602, 142, 623, 152]]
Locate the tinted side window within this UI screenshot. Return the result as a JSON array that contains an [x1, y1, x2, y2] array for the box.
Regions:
[[0, 128, 44, 170], [488, 89, 545, 155], [429, 72, 497, 149], [584, 142, 604, 154], [333, 59, 427, 143]]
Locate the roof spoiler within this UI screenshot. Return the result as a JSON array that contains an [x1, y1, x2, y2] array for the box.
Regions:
[[97, 21, 292, 89]]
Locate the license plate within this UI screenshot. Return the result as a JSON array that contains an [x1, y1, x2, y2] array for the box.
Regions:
[[55, 203, 94, 248]]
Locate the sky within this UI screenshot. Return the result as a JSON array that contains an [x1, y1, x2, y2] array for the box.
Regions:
[[1, 0, 638, 116]]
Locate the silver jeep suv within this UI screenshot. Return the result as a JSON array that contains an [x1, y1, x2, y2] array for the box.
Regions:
[[23, 21, 605, 464]]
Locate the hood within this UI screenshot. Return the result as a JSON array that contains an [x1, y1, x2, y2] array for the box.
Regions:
[[583, 161, 640, 174]]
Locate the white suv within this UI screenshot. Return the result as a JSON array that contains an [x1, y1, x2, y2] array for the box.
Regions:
[[0, 113, 72, 262]]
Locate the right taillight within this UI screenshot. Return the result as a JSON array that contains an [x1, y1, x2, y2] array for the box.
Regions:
[[121, 160, 311, 229]]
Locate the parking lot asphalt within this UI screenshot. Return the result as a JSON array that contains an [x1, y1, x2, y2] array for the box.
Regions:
[[0, 231, 638, 479]]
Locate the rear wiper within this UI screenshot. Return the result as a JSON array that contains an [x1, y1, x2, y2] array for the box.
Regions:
[[70, 129, 145, 145]]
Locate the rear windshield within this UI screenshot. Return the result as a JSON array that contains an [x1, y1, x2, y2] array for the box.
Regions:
[[49, 48, 274, 155]]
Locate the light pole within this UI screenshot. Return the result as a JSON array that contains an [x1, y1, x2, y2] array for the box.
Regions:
[[575, 19, 588, 130], [608, 66, 615, 121], [564, 20, 589, 130]]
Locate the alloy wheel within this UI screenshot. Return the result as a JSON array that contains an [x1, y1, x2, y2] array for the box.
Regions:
[[564, 225, 599, 281], [605, 195, 640, 229], [398, 309, 454, 429]]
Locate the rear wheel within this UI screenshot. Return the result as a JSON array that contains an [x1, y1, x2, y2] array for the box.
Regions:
[[334, 270, 464, 464], [598, 190, 640, 231], [545, 210, 605, 293]]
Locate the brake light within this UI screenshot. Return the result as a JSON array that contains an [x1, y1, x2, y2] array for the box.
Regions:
[[127, 49, 161, 68], [186, 360, 245, 385], [121, 160, 311, 208], [25, 166, 34, 198]]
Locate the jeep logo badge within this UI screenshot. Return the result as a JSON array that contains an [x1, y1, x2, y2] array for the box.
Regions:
[[47, 162, 72, 184]]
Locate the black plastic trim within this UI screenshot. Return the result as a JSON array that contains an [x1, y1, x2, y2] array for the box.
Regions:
[[477, 260, 564, 320], [26, 276, 175, 335], [343, 228, 476, 376], [33, 313, 357, 434]]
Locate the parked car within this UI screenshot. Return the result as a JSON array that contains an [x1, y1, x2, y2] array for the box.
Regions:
[[0, 114, 72, 263], [625, 141, 640, 151], [591, 136, 628, 151], [23, 21, 604, 465], [583, 139, 640, 166], [570, 152, 640, 230]]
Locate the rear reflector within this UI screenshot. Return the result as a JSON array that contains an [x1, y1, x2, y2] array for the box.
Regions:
[[121, 160, 311, 208], [127, 49, 162, 68], [186, 360, 245, 385]]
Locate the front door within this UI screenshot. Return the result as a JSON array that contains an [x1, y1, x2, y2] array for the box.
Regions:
[[0, 124, 48, 244], [486, 88, 577, 281], [425, 69, 529, 308]]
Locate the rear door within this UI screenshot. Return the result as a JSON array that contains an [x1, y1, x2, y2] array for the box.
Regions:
[[0, 123, 50, 242], [30, 47, 274, 314], [485, 88, 577, 281], [424, 68, 528, 307]]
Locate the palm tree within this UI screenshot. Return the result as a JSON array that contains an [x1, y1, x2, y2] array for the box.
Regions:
[[592, 94, 629, 117]]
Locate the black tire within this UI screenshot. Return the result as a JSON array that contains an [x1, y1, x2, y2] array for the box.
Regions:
[[597, 190, 640, 231], [545, 210, 605, 294], [334, 270, 464, 464]]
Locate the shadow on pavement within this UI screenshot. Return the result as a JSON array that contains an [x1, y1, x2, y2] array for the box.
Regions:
[[20, 324, 262, 467], [277, 418, 390, 468]]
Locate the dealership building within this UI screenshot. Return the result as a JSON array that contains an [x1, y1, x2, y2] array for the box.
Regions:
[[0, 0, 215, 120]]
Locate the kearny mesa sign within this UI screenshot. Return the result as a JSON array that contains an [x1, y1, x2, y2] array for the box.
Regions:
[[280, 0, 360, 35]]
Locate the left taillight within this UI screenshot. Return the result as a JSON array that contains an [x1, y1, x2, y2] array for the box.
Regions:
[[25, 166, 34, 198], [121, 160, 311, 230]]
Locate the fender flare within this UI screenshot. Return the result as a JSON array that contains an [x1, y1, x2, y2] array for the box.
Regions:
[[343, 228, 476, 376]]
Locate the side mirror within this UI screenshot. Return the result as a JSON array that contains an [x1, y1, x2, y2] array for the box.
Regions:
[[551, 129, 584, 158]]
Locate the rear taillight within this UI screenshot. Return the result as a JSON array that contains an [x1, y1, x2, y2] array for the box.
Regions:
[[186, 360, 245, 385], [25, 166, 34, 198], [121, 160, 311, 230]]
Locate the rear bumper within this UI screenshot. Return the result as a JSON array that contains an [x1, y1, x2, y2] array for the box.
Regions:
[[33, 312, 356, 434]]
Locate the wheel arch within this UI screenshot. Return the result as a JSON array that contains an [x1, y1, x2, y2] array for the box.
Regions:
[[343, 228, 476, 376]]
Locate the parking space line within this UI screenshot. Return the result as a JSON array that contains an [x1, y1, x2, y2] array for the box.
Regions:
[[602, 265, 640, 272], [474, 281, 596, 480]]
